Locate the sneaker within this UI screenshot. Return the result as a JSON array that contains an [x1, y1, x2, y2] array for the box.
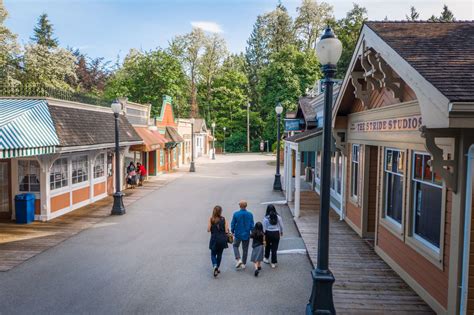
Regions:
[[235, 260, 243, 269], [217, 268, 221, 274], [241, 264, 246, 270], [254, 269, 259, 277], [271, 263, 277, 269], [263, 258, 270, 264], [213, 266, 218, 277], [258, 266, 262, 271]]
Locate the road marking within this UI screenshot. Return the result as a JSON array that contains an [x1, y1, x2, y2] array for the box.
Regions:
[[261, 200, 287, 205], [277, 249, 307, 255]]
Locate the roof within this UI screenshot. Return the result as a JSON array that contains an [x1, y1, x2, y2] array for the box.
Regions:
[[165, 126, 184, 143], [286, 111, 297, 119], [192, 118, 206, 133], [366, 21, 474, 102], [48, 104, 142, 148], [132, 127, 167, 151], [285, 128, 322, 143], [0, 99, 59, 158]]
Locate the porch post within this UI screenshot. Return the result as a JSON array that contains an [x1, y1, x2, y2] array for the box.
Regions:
[[288, 147, 294, 202], [283, 144, 288, 193], [295, 148, 301, 218]]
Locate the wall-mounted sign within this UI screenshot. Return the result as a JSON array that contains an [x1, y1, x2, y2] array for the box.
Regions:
[[284, 119, 302, 131], [350, 115, 422, 133]]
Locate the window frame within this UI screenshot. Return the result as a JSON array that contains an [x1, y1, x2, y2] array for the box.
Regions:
[[380, 147, 406, 237], [350, 144, 360, 202], [71, 155, 89, 186], [49, 157, 69, 192], [404, 151, 445, 266], [18, 159, 41, 194], [93, 153, 106, 179]]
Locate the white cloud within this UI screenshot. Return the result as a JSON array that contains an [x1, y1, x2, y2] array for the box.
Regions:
[[190, 21, 223, 33]]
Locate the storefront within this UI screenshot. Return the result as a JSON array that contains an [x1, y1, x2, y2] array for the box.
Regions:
[[332, 21, 474, 314]]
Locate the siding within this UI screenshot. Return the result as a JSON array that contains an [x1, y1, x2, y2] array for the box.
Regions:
[[51, 193, 70, 212], [345, 144, 362, 231], [93, 182, 106, 197], [72, 186, 90, 205], [351, 84, 417, 113]]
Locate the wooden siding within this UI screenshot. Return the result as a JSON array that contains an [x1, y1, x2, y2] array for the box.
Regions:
[[72, 186, 90, 205], [351, 84, 417, 113], [346, 145, 362, 230], [51, 193, 70, 212], [346, 201, 362, 230], [367, 146, 378, 233], [34, 199, 40, 215], [148, 151, 156, 175], [93, 182, 106, 197]]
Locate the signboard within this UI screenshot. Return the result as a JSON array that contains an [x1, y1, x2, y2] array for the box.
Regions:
[[350, 115, 422, 133], [284, 119, 301, 131]]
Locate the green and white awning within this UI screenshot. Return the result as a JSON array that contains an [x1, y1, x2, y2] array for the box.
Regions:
[[0, 99, 59, 158]]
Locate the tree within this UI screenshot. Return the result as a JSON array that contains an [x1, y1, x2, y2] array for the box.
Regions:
[[440, 5, 455, 21], [265, 3, 296, 53], [406, 6, 420, 21], [0, 2, 20, 85], [169, 28, 206, 118], [295, 0, 333, 51], [69, 49, 111, 95], [31, 13, 58, 48], [198, 33, 227, 122], [104, 48, 188, 117], [332, 3, 368, 78]]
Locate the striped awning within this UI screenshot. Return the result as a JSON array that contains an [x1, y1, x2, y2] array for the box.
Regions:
[[0, 99, 59, 158]]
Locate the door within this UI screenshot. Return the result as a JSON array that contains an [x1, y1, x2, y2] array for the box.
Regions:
[[365, 145, 379, 239], [0, 160, 11, 219]]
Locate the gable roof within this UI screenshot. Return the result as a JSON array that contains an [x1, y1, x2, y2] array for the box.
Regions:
[[366, 21, 474, 102], [192, 118, 207, 133]]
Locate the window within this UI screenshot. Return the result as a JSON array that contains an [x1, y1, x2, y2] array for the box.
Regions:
[[50, 158, 68, 190], [384, 149, 405, 225], [94, 154, 105, 178], [330, 152, 342, 195], [19, 160, 40, 192], [160, 150, 165, 166], [412, 152, 442, 249], [351, 144, 360, 199], [72, 155, 88, 184], [315, 152, 321, 180]]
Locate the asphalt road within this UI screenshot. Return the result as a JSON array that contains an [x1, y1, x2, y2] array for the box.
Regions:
[[0, 154, 312, 314]]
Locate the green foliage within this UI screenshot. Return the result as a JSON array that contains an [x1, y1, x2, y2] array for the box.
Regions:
[[428, 5, 455, 22], [31, 13, 58, 49], [406, 6, 420, 21], [0, 2, 20, 85], [225, 131, 247, 153], [104, 48, 187, 117], [295, 0, 333, 51]]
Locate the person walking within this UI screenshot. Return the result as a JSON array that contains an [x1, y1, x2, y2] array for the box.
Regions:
[[250, 222, 265, 277], [207, 205, 229, 277], [231, 200, 254, 270], [137, 162, 147, 186], [263, 204, 283, 268]]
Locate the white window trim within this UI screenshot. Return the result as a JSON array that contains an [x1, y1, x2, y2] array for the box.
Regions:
[[350, 144, 360, 203], [93, 153, 106, 182], [49, 157, 69, 194], [330, 151, 342, 201], [71, 155, 89, 186]]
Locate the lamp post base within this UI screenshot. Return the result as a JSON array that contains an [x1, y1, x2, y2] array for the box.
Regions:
[[111, 192, 126, 215], [212, 152, 216, 160], [189, 161, 196, 172], [306, 269, 336, 315], [273, 174, 282, 191]]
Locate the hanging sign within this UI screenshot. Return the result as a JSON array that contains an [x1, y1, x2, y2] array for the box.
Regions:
[[284, 119, 301, 131], [350, 115, 422, 133]]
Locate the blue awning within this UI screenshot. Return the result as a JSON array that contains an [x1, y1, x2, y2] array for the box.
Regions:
[[0, 99, 59, 158]]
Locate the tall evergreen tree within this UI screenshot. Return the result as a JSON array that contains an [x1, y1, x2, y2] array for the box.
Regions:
[[265, 3, 295, 53], [0, 2, 20, 85], [440, 5, 455, 21], [406, 6, 420, 21], [31, 13, 58, 48]]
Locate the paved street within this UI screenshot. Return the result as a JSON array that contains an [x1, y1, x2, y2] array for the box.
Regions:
[[0, 154, 312, 314]]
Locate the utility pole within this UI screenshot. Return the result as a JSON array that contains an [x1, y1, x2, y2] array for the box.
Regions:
[[247, 102, 250, 152]]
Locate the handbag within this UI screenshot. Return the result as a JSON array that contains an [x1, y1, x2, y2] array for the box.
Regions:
[[227, 232, 234, 244]]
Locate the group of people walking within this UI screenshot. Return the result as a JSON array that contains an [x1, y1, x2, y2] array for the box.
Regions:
[[207, 200, 283, 278]]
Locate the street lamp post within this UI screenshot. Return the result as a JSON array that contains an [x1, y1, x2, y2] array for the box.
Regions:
[[211, 122, 216, 160], [111, 101, 126, 215], [273, 103, 283, 191], [247, 102, 250, 152], [223, 127, 226, 154], [306, 26, 342, 315], [190, 118, 196, 172]]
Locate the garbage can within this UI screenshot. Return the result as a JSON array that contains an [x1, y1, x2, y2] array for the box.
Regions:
[[15, 193, 36, 224]]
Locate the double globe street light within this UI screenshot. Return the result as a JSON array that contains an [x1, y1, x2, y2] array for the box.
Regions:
[[306, 26, 342, 315], [111, 101, 126, 216], [273, 102, 283, 191], [223, 126, 226, 154], [189, 118, 196, 172]]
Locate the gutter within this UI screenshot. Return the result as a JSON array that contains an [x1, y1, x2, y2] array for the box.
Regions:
[[56, 141, 143, 153]]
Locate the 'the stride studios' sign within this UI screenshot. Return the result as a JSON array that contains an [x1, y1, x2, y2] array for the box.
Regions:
[[350, 115, 422, 133]]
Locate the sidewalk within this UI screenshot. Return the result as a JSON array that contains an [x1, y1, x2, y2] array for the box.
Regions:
[[0, 172, 182, 272], [292, 191, 434, 314]]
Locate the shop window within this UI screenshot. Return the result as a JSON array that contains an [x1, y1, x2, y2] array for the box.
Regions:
[[330, 152, 342, 195], [160, 150, 165, 166], [72, 155, 88, 184], [94, 154, 105, 179], [384, 148, 405, 225], [50, 158, 68, 190], [351, 144, 360, 200], [18, 160, 40, 192], [315, 152, 321, 180], [412, 152, 442, 249]]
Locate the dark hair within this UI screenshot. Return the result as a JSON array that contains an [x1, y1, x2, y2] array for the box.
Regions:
[[266, 204, 278, 225], [211, 205, 223, 225], [252, 222, 265, 238]]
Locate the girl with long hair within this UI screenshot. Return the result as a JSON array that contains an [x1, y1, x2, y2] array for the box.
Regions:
[[263, 204, 284, 268], [250, 221, 265, 277], [207, 205, 229, 277]]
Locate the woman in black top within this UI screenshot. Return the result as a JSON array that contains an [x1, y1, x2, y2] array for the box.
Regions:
[[208, 205, 229, 277], [250, 222, 265, 277]]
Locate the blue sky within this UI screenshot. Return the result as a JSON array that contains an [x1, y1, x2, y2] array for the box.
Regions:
[[4, 0, 474, 63]]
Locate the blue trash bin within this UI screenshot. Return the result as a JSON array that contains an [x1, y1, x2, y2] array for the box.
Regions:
[[15, 193, 36, 224]]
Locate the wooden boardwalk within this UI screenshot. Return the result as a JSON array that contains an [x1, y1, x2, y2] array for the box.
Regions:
[[0, 175, 180, 272], [294, 191, 434, 314]]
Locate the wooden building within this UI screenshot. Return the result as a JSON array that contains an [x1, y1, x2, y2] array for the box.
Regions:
[[331, 21, 474, 314]]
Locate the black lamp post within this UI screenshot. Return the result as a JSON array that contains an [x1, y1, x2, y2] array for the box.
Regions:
[[111, 101, 126, 215], [273, 103, 283, 191], [306, 26, 342, 315], [223, 126, 226, 154], [190, 118, 196, 172], [211, 122, 216, 160]]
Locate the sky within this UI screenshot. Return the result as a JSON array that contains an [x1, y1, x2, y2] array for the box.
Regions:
[[4, 0, 474, 63]]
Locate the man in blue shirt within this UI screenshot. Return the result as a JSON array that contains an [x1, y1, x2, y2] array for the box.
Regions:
[[231, 200, 254, 269]]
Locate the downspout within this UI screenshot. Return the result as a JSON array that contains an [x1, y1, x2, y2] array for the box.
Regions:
[[460, 145, 474, 314]]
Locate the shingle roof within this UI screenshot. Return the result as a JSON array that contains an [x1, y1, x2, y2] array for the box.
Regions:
[[48, 105, 142, 147], [165, 126, 184, 143], [285, 128, 322, 143], [366, 21, 474, 102]]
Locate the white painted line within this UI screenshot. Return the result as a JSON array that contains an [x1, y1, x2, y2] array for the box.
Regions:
[[261, 200, 287, 205], [277, 249, 307, 255]]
